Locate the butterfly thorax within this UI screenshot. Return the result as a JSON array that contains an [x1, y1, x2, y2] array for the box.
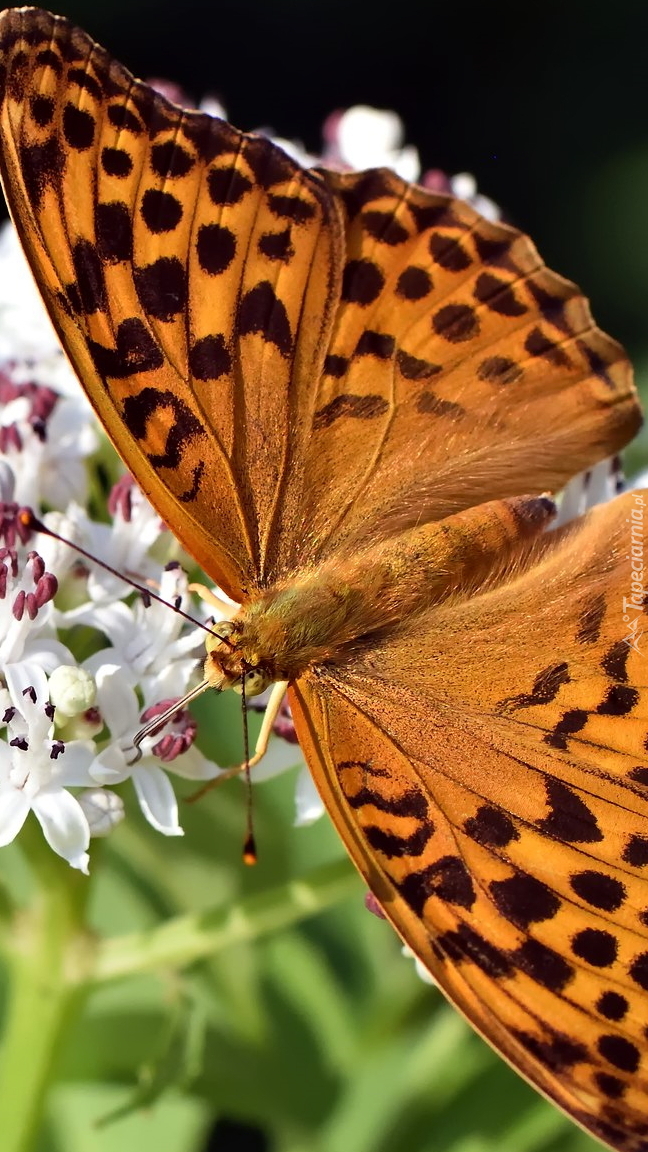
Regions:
[[203, 494, 556, 689]]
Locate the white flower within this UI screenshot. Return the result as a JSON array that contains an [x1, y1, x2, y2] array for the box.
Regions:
[[0, 547, 72, 671], [294, 766, 325, 826], [323, 105, 420, 181], [0, 663, 96, 871], [90, 663, 219, 836], [0, 222, 84, 397], [81, 564, 205, 702], [554, 457, 623, 528]]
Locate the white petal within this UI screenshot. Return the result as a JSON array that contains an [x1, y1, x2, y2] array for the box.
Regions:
[[5, 661, 49, 712], [401, 944, 437, 986], [48, 740, 97, 787], [32, 788, 90, 872], [92, 663, 140, 740], [249, 734, 304, 783], [294, 766, 325, 826], [164, 744, 221, 781], [89, 741, 130, 785], [132, 764, 184, 836], [0, 787, 30, 844]]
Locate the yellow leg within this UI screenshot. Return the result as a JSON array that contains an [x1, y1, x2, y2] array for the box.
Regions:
[[188, 581, 238, 617], [187, 681, 290, 800]]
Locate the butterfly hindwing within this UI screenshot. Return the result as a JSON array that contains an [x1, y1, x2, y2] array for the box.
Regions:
[[291, 491, 648, 1152]]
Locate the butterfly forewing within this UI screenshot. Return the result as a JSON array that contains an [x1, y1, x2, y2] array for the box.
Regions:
[[0, 6, 343, 599], [297, 167, 640, 561]]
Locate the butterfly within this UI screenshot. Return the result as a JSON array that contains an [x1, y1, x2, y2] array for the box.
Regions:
[[1, 8, 647, 1149]]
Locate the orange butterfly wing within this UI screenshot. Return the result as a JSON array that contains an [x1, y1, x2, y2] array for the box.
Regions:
[[291, 491, 648, 1152], [0, 9, 640, 597], [294, 166, 641, 564], [0, 6, 343, 600]]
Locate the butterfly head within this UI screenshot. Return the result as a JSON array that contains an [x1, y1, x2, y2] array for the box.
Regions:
[[204, 621, 272, 698]]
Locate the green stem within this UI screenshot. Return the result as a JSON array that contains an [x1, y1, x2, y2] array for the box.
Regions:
[[0, 819, 95, 1152], [94, 858, 358, 983]]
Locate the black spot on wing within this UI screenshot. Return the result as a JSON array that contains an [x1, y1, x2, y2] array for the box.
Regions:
[[134, 257, 187, 321], [537, 779, 603, 844], [188, 335, 231, 381], [141, 189, 183, 234], [601, 640, 630, 682], [498, 662, 569, 711], [341, 259, 385, 305], [88, 317, 163, 378], [314, 394, 389, 431], [474, 271, 528, 317], [596, 992, 628, 1021], [197, 223, 236, 275], [364, 821, 433, 859], [207, 166, 252, 205], [151, 140, 195, 178], [524, 327, 571, 367], [464, 805, 519, 848], [544, 708, 588, 750], [571, 928, 618, 967], [512, 1029, 587, 1071], [237, 282, 292, 356], [72, 240, 106, 313], [511, 939, 574, 991], [477, 356, 523, 385], [569, 870, 626, 911], [397, 856, 476, 911], [19, 136, 64, 210], [121, 387, 206, 502], [354, 330, 395, 359], [95, 202, 133, 263], [417, 392, 465, 418], [432, 303, 479, 343], [396, 350, 442, 381], [437, 924, 511, 977], [490, 870, 560, 929], [63, 102, 95, 150], [596, 684, 639, 716]]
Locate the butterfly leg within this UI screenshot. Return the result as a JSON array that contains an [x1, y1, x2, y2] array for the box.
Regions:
[[188, 680, 290, 801], [188, 581, 238, 618], [245, 680, 290, 770]]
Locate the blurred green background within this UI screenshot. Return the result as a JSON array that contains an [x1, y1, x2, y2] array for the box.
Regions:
[[1, 1, 647, 1150]]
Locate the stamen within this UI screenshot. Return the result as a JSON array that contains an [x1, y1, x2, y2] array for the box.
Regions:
[[107, 474, 134, 521], [27, 550, 44, 582], [130, 678, 214, 762]]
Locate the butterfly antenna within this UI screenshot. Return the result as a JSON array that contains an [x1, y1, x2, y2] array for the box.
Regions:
[[240, 667, 257, 866], [21, 510, 234, 646], [130, 677, 217, 761]]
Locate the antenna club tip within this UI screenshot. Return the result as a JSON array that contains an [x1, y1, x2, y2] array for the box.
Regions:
[[242, 834, 257, 866]]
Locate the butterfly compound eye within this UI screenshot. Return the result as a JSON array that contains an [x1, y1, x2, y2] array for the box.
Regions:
[[234, 669, 270, 698]]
